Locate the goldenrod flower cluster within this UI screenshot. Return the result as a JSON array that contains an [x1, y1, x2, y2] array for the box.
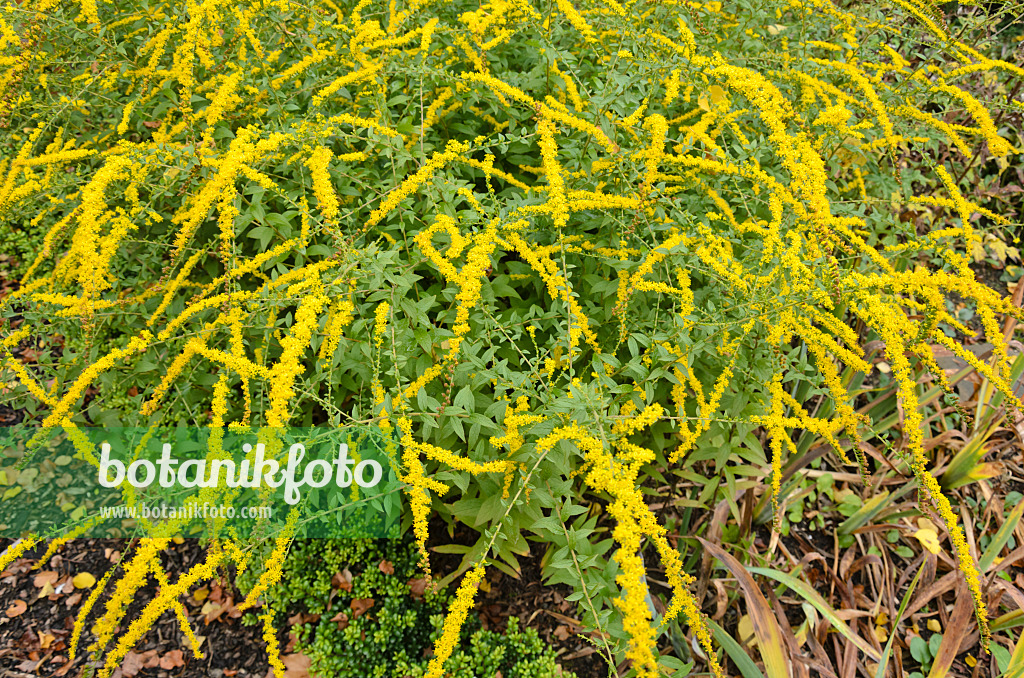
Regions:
[[2, 0, 1021, 673]]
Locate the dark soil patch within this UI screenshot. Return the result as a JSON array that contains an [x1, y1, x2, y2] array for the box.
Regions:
[[426, 516, 609, 678], [0, 538, 269, 678]]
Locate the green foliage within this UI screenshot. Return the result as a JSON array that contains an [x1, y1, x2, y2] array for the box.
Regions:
[[241, 538, 572, 678], [2, 0, 1024, 675]]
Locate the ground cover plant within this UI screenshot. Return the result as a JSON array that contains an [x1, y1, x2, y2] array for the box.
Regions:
[[1, 0, 1024, 675]]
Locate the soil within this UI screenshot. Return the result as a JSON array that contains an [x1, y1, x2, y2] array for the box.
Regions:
[[0, 525, 610, 678], [425, 516, 609, 678], [0, 538, 270, 678]]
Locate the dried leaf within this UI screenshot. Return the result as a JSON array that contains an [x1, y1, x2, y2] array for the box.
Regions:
[[332, 568, 353, 592], [33, 571, 58, 588], [159, 649, 185, 670], [6, 599, 27, 617], [329, 611, 349, 630], [121, 652, 145, 678], [378, 560, 395, 575], [350, 598, 374, 618], [914, 528, 942, 555], [699, 539, 791, 678], [282, 653, 311, 678], [926, 580, 972, 678], [72, 572, 96, 589], [408, 577, 428, 600]]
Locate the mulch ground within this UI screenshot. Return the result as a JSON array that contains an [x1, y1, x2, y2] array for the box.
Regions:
[[0, 532, 608, 678]]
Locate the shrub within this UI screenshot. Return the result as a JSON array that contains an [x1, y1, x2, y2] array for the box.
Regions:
[[1, 0, 1022, 676], [243, 537, 572, 678]]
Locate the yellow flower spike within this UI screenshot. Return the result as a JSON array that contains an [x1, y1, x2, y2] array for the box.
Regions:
[[423, 566, 487, 678]]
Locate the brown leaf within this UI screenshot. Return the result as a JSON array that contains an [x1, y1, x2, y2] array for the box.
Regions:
[[39, 632, 56, 649], [282, 653, 311, 678], [142, 121, 161, 129], [332, 568, 353, 592], [121, 652, 145, 678], [65, 592, 83, 608], [287, 612, 320, 627], [699, 539, 791, 678], [408, 577, 428, 600], [202, 601, 225, 624], [6, 599, 27, 617], [329, 612, 349, 630], [18, 347, 41, 363], [33, 571, 59, 588], [378, 560, 395, 575], [141, 650, 161, 668], [553, 625, 570, 641], [159, 649, 185, 670], [350, 598, 374, 619]]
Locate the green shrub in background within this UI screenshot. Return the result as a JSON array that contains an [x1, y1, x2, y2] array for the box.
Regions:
[[241, 538, 573, 678]]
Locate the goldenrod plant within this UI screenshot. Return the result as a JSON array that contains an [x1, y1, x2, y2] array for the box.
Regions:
[[1, 0, 1022, 675]]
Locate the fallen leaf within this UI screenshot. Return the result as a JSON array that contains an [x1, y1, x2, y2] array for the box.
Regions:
[[39, 632, 56, 649], [737, 613, 755, 645], [159, 649, 185, 669], [121, 651, 146, 677], [193, 587, 209, 602], [37, 582, 55, 598], [350, 598, 374, 619], [378, 560, 394, 575], [184, 634, 205, 652], [927, 618, 942, 633], [201, 601, 221, 623], [72, 572, 96, 589], [6, 599, 27, 617], [914, 528, 941, 555], [553, 625, 570, 641], [287, 612, 320, 626], [408, 577, 428, 600], [332, 568, 353, 592], [329, 611, 349, 630], [142, 651, 161, 669], [282, 653, 311, 678], [33, 571, 59, 588]]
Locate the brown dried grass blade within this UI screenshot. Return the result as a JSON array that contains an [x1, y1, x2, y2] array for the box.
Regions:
[[926, 580, 974, 678], [700, 539, 791, 678]]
